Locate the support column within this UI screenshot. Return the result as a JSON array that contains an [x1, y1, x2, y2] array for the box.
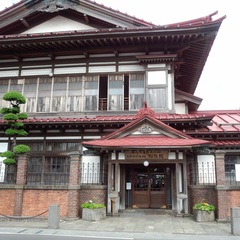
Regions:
[[176, 162, 181, 214], [107, 161, 119, 216], [68, 151, 81, 219], [215, 150, 228, 221], [107, 161, 112, 214], [182, 159, 188, 214], [14, 153, 29, 216]]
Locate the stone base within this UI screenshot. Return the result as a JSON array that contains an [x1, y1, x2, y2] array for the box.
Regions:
[[193, 210, 215, 222], [82, 207, 106, 221]]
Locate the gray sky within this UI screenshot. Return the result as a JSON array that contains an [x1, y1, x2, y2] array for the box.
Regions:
[[1, 0, 240, 110]]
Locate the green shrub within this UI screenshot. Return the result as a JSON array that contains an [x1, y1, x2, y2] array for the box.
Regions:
[[3, 113, 18, 121], [18, 113, 28, 119], [81, 200, 105, 209], [13, 144, 30, 154], [0, 151, 14, 158], [3, 158, 16, 165], [193, 202, 215, 213], [5, 129, 28, 136], [3, 92, 26, 104]]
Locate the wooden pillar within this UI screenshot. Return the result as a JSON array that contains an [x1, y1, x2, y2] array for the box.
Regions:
[[14, 153, 29, 216], [107, 161, 112, 214], [68, 152, 81, 219], [183, 159, 188, 214], [175, 162, 181, 214], [215, 150, 228, 221]]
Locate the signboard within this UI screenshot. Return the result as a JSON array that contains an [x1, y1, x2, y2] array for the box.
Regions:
[[126, 182, 131, 190], [236, 164, 240, 182], [125, 150, 168, 160]]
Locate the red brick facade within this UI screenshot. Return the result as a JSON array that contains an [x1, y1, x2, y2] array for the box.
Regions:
[[0, 152, 107, 219]]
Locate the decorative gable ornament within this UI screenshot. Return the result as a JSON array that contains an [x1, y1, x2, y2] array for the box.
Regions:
[[140, 124, 153, 133], [37, 0, 75, 12], [134, 102, 157, 119]]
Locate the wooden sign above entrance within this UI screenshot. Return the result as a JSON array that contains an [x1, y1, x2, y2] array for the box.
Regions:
[[125, 150, 168, 160]]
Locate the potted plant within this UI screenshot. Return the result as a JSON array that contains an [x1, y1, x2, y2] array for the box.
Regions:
[[193, 201, 215, 222], [81, 198, 106, 221]]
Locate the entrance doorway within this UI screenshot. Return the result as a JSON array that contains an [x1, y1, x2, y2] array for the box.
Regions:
[[126, 166, 172, 209]]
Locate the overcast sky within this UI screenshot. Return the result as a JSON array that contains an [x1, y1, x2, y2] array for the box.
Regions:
[[1, 0, 240, 110]]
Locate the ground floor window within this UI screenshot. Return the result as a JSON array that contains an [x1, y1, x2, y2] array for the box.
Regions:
[[81, 155, 107, 185], [0, 142, 8, 182], [196, 155, 216, 185], [27, 156, 70, 185], [225, 155, 240, 185]]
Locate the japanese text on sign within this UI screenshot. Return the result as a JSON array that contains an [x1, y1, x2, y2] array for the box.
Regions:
[[125, 150, 168, 160]]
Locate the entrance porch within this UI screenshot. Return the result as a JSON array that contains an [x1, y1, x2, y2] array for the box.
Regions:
[[107, 153, 189, 216]]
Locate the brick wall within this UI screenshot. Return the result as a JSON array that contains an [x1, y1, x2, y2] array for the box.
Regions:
[[224, 190, 240, 220], [79, 186, 107, 216], [0, 187, 107, 218], [22, 189, 69, 217], [188, 186, 217, 214], [0, 189, 15, 216], [189, 186, 240, 221]]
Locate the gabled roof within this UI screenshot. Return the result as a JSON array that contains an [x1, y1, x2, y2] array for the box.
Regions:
[[82, 136, 210, 150], [0, 0, 153, 34], [82, 103, 210, 149], [0, 0, 226, 94], [175, 89, 203, 111]]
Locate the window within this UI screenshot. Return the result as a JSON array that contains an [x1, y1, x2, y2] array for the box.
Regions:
[[108, 74, 124, 111], [37, 77, 52, 112], [197, 155, 216, 185], [24, 78, 37, 112], [0, 143, 8, 182], [146, 69, 168, 109], [68, 76, 83, 111], [81, 155, 106, 185], [83, 75, 99, 111], [225, 155, 240, 185], [27, 156, 70, 185], [0, 80, 9, 109], [147, 71, 166, 85], [129, 73, 144, 110], [52, 77, 67, 112]]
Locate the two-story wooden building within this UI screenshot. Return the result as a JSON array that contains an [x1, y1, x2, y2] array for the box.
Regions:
[[0, 0, 239, 221]]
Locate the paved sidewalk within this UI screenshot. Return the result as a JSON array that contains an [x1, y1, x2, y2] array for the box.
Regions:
[[0, 209, 238, 239]]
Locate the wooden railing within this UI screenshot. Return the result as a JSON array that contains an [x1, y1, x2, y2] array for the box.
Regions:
[[99, 97, 129, 111]]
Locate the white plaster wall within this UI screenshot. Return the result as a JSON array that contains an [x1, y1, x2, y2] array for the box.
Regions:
[[22, 16, 96, 34], [174, 103, 187, 114]]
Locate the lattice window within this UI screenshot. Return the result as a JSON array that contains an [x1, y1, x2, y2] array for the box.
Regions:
[[225, 155, 240, 186], [197, 155, 216, 185]]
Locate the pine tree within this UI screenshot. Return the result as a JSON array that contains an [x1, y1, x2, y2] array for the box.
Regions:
[[0, 92, 30, 165]]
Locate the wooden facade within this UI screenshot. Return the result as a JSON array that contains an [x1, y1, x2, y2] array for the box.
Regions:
[[0, 0, 240, 221]]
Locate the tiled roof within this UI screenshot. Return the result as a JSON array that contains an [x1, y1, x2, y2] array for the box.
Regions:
[[212, 140, 240, 147], [0, 113, 214, 124], [101, 103, 194, 140], [1, 112, 240, 134], [0, 1, 225, 30], [82, 136, 210, 149]]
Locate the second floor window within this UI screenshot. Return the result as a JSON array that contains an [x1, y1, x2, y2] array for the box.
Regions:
[[0, 67, 173, 113], [146, 70, 168, 109]]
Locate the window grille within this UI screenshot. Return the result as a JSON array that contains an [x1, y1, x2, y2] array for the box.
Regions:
[[196, 160, 216, 185], [189, 155, 216, 185], [27, 156, 70, 185], [225, 155, 240, 186], [80, 156, 107, 185]]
